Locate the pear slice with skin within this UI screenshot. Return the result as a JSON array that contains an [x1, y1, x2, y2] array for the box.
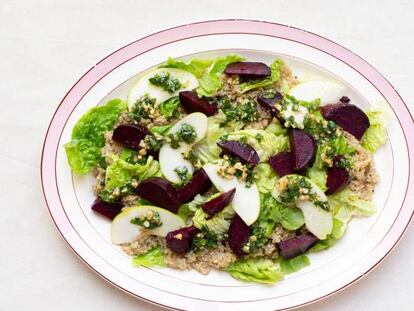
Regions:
[[111, 205, 185, 244]]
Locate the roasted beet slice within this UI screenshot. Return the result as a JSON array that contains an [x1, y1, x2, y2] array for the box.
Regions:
[[217, 141, 260, 165], [257, 91, 283, 117], [276, 232, 319, 259], [321, 103, 370, 140], [112, 124, 148, 150], [268, 151, 295, 177], [224, 62, 271, 77], [179, 91, 218, 116], [166, 226, 200, 254], [228, 214, 251, 256], [202, 188, 236, 217], [289, 129, 316, 171], [176, 169, 212, 204], [135, 177, 180, 213], [325, 167, 350, 195], [91, 198, 124, 220]]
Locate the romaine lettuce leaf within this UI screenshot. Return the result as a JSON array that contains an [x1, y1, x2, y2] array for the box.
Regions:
[[226, 129, 289, 162], [361, 108, 388, 153], [227, 258, 284, 284], [197, 54, 245, 97], [159, 57, 213, 78], [64, 99, 127, 174], [280, 254, 310, 274], [239, 59, 283, 93], [132, 247, 165, 267], [105, 155, 162, 191]]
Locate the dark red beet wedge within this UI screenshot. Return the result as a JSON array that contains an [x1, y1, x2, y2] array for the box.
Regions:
[[224, 62, 271, 77], [289, 129, 316, 171], [166, 226, 200, 254], [276, 232, 319, 259], [257, 91, 283, 117], [325, 167, 350, 195], [179, 91, 218, 116], [112, 124, 148, 150], [339, 96, 350, 103], [217, 141, 260, 166], [91, 198, 124, 220], [176, 169, 212, 204], [135, 177, 180, 213], [228, 214, 251, 256], [268, 151, 295, 177], [202, 188, 236, 217], [321, 103, 370, 140]]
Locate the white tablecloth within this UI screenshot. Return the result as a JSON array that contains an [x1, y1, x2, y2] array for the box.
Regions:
[[1, 0, 413, 310]]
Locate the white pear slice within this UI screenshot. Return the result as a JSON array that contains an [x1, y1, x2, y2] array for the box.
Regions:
[[169, 112, 208, 144], [289, 80, 346, 105], [159, 144, 194, 184], [202, 162, 260, 226], [274, 175, 333, 239], [111, 205, 185, 244], [127, 68, 198, 109], [159, 113, 208, 183], [297, 200, 333, 240]]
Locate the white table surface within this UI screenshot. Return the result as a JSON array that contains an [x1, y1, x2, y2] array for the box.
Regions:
[[1, 0, 413, 310]]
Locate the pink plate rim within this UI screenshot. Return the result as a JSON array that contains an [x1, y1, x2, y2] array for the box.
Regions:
[[40, 19, 414, 310]]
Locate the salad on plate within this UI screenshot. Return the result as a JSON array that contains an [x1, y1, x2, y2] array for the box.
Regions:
[[64, 54, 388, 284]]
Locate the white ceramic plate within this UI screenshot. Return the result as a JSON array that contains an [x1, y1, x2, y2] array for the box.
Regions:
[[41, 20, 414, 310]]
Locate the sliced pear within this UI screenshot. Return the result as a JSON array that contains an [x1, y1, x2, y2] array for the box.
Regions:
[[297, 200, 332, 240], [202, 162, 260, 226], [128, 68, 199, 109], [169, 112, 208, 144], [289, 80, 346, 105], [159, 144, 194, 184], [111, 205, 185, 244], [159, 113, 208, 183], [274, 175, 333, 239]]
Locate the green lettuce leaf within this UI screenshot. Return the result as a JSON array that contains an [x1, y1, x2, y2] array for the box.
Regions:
[[177, 194, 207, 221], [150, 124, 172, 136], [132, 247, 166, 267], [227, 258, 284, 284], [105, 155, 162, 191], [256, 163, 278, 194], [158, 97, 179, 118], [361, 108, 388, 153], [64, 139, 101, 175], [280, 254, 310, 274], [257, 193, 304, 236], [226, 129, 289, 162], [64, 99, 127, 174], [159, 57, 213, 78], [193, 202, 235, 236], [239, 59, 283, 93], [197, 54, 245, 97], [265, 119, 288, 136], [307, 146, 327, 191]]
